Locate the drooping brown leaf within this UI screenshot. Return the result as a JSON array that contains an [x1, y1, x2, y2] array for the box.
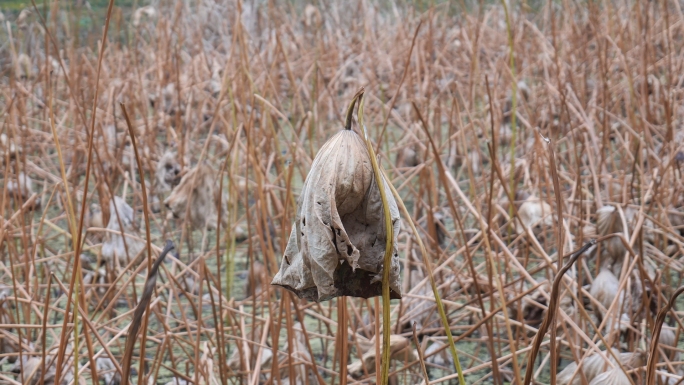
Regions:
[[588, 367, 632, 385], [11, 356, 56, 385], [0, 133, 20, 161], [510, 281, 576, 332], [85, 203, 104, 230], [557, 349, 646, 385], [102, 196, 145, 265], [595, 206, 653, 270], [516, 195, 553, 235], [7, 172, 40, 210], [164, 163, 227, 230], [96, 357, 121, 385], [155, 151, 181, 193], [272, 128, 401, 302], [589, 267, 649, 331], [596, 206, 628, 263]]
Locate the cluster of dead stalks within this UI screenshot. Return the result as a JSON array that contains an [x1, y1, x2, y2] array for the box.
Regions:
[[1, 0, 684, 384]]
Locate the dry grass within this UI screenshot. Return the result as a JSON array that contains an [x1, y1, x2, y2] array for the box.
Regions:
[[1, 0, 684, 384]]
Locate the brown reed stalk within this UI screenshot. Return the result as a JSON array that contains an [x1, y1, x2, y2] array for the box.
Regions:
[[121, 240, 175, 385]]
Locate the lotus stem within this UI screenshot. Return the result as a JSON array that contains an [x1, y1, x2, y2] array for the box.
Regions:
[[358, 93, 395, 384]]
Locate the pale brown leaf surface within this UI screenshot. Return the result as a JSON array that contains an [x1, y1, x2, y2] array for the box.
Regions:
[[272, 129, 401, 302]]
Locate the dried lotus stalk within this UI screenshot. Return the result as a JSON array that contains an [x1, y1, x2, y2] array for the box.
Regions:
[[271, 104, 401, 302]]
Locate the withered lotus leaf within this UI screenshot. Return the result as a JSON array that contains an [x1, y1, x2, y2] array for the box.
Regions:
[[557, 349, 645, 385], [588, 368, 631, 385], [271, 129, 401, 302]]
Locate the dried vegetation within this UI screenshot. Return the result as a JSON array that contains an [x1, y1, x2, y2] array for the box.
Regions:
[[1, 0, 684, 384]]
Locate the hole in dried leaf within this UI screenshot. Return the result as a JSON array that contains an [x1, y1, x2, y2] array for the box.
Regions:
[[330, 225, 340, 255]]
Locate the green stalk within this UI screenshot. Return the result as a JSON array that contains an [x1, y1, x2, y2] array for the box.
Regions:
[[358, 95, 395, 384], [501, 0, 518, 205], [50, 117, 80, 383], [48, 119, 77, 247], [73, 278, 79, 385], [225, 214, 237, 303], [225, 142, 239, 304], [381, 169, 466, 385]]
